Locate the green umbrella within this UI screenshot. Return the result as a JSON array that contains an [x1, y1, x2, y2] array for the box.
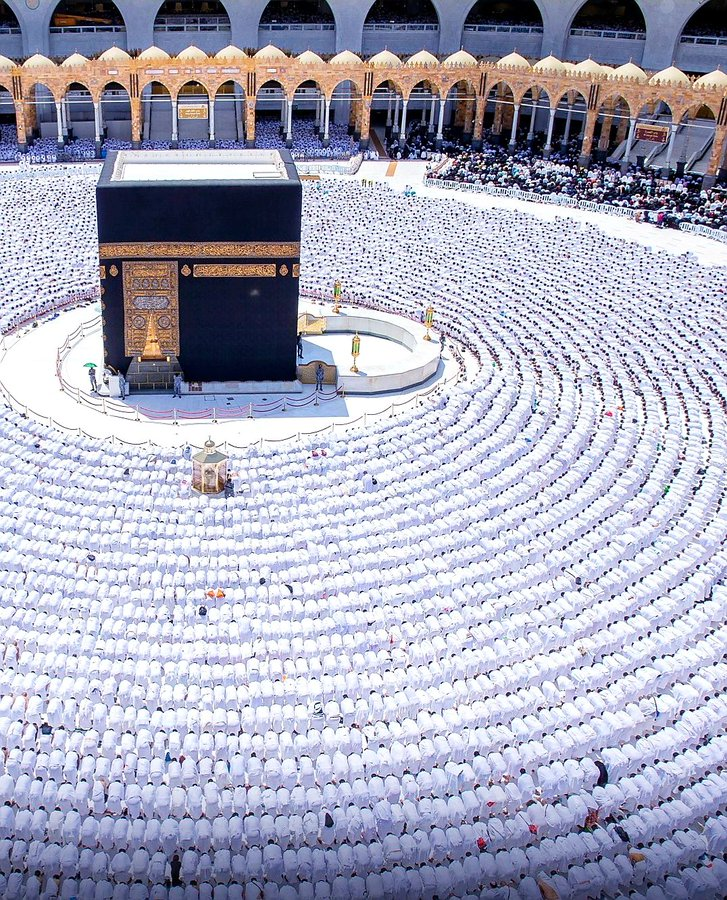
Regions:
[[83, 362, 97, 368]]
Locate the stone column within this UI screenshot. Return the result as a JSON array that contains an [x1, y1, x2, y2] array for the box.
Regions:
[[208, 97, 215, 146], [435, 98, 445, 148], [492, 91, 504, 138], [662, 121, 678, 176], [578, 108, 598, 167], [60, 98, 68, 137], [614, 113, 629, 146], [428, 97, 436, 133], [703, 124, 727, 186], [527, 97, 538, 144], [171, 98, 178, 147], [359, 100, 371, 150], [131, 98, 141, 149], [386, 94, 392, 131], [323, 98, 331, 146], [55, 101, 63, 147], [471, 96, 486, 150], [543, 106, 556, 157], [245, 100, 256, 148], [393, 96, 400, 133], [508, 103, 520, 151], [93, 101, 101, 154], [286, 97, 293, 148], [14, 102, 27, 150], [561, 101, 574, 149], [399, 99, 408, 143], [621, 117, 637, 173], [597, 107, 614, 163]]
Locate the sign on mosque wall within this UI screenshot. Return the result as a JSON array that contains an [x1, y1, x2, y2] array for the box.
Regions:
[[178, 105, 208, 120], [634, 125, 669, 144]]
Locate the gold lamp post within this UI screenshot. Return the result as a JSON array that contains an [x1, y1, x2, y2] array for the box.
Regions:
[[423, 304, 435, 341], [333, 278, 342, 313], [350, 332, 361, 373]]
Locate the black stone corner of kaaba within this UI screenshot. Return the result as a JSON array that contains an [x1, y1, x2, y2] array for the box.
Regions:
[[96, 150, 302, 384]]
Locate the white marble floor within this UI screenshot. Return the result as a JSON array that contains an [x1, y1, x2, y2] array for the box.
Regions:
[[0, 301, 454, 449]]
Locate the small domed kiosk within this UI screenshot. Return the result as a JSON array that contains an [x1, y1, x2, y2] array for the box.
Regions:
[[192, 439, 228, 495]]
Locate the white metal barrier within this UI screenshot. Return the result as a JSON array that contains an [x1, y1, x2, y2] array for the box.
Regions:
[[678, 222, 727, 243]]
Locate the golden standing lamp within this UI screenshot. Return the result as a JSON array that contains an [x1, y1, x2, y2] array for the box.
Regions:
[[350, 332, 361, 373], [423, 304, 435, 341], [192, 438, 228, 494], [333, 279, 342, 314]]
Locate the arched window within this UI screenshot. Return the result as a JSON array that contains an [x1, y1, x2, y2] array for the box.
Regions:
[[49, 1, 126, 55], [50, 0, 124, 28], [100, 81, 132, 146], [260, 1, 333, 24], [363, 0, 439, 54], [681, 0, 727, 37], [465, 0, 542, 27], [566, 0, 645, 65], [0, 0, 22, 59], [463, 1, 543, 58], [154, 0, 230, 26], [258, 0, 335, 52], [570, 0, 645, 34], [365, 0, 438, 25], [153, 0, 231, 53], [140, 80, 173, 147], [0, 1, 20, 31]]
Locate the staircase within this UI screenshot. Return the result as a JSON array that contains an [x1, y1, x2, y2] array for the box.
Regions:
[[125, 356, 183, 393]]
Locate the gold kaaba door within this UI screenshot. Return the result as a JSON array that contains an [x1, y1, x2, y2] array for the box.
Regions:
[[123, 261, 180, 358]]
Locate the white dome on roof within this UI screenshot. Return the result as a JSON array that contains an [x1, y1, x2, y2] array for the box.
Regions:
[[497, 52, 531, 71], [369, 49, 402, 68], [0, 54, 15, 70], [98, 47, 131, 62], [611, 62, 647, 82], [330, 50, 362, 65], [406, 50, 438, 66], [648, 65, 690, 87], [572, 58, 605, 76], [254, 44, 288, 61], [443, 49, 477, 67], [176, 46, 208, 61], [297, 50, 324, 65], [61, 53, 89, 68], [215, 45, 247, 60], [23, 54, 54, 69], [694, 69, 727, 89], [138, 46, 170, 61], [533, 55, 568, 74]]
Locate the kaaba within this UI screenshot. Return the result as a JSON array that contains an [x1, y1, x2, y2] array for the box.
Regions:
[[96, 149, 302, 385]]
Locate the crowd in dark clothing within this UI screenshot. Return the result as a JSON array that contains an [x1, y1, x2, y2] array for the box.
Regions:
[[259, 0, 334, 24], [433, 145, 727, 232], [385, 121, 468, 160]]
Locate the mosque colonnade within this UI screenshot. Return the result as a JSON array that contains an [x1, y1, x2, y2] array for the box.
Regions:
[[1, 47, 726, 180]]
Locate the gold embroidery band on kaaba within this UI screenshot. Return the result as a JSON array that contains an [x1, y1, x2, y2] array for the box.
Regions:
[[192, 264, 277, 278], [100, 242, 300, 260]]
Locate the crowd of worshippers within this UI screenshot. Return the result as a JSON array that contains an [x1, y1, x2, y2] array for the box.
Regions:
[[431, 145, 727, 232], [1, 173, 727, 897]]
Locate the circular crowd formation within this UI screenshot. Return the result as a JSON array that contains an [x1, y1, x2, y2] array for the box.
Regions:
[[0, 168, 726, 899]]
